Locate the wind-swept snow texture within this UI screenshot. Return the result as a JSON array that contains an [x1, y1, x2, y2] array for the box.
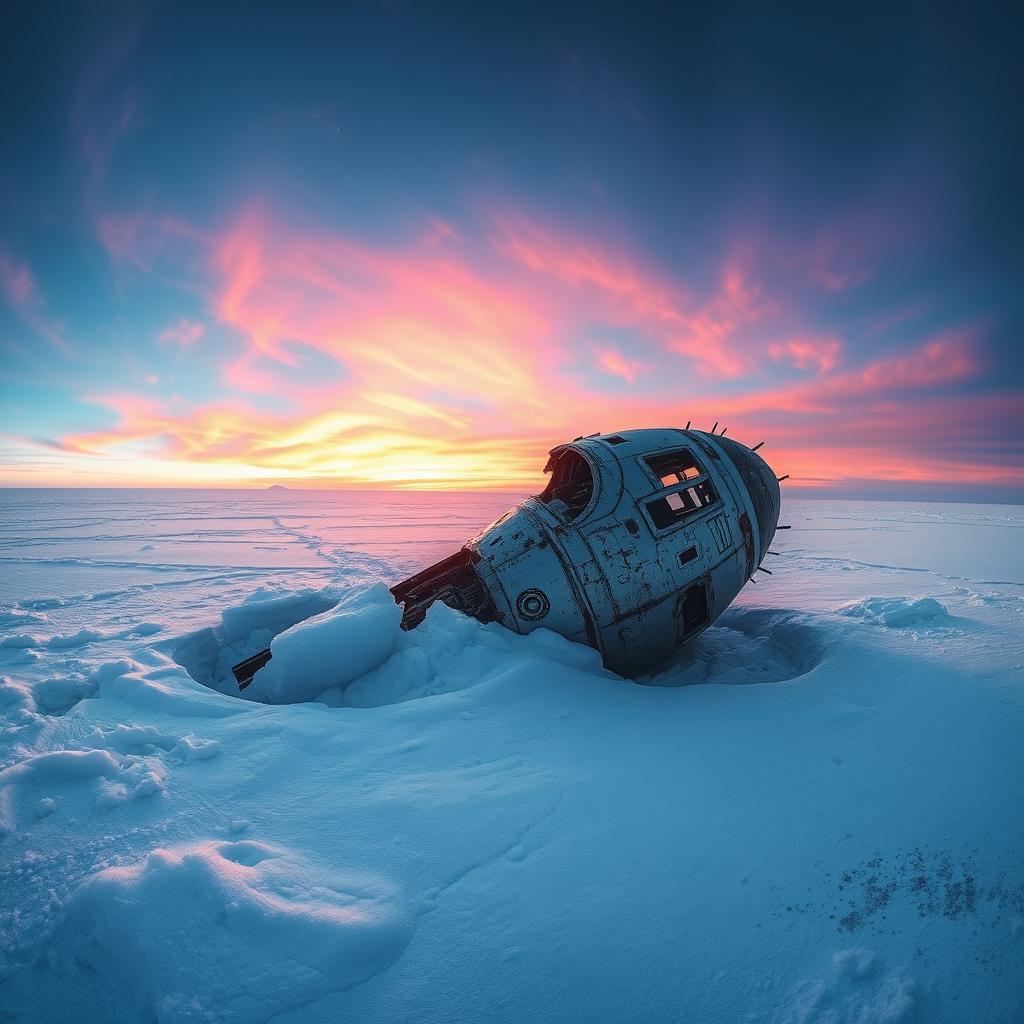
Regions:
[[0, 489, 1022, 1024]]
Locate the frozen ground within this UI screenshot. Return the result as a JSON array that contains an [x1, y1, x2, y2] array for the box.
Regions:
[[0, 489, 1021, 1024]]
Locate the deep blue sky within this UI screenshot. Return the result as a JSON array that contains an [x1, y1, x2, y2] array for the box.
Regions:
[[1, 2, 1021, 497]]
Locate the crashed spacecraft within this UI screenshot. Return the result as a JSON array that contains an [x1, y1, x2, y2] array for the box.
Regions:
[[233, 426, 784, 687]]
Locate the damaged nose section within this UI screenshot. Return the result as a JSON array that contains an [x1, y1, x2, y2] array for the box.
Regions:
[[388, 548, 498, 629]]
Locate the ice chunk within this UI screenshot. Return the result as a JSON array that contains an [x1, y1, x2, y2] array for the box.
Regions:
[[247, 583, 402, 704], [219, 588, 337, 643], [839, 596, 949, 628]]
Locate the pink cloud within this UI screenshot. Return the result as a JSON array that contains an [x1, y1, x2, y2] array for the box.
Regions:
[[37, 198, 1006, 494], [790, 222, 885, 293], [96, 211, 199, 273], [210, 208, 558, 411], [769, 337, 842, 374], [492, 215, 773, 378], [159, 318, 205, 347], [596, 347, 645, 383], [849, 328, 979, 393], [0, 251, 72, 353]]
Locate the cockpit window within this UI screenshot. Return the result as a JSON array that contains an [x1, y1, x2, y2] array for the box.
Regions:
[[538, 448, 593, 522], [645, 449, 703, 487], [646, 480, 717, 529]]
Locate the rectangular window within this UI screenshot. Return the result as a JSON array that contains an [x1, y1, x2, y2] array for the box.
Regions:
[[678, 545, 698, 567], [646, 480, 717, 529], [646, 449, 704, 488]]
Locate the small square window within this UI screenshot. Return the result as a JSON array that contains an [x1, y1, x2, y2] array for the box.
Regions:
[[646, 449, 704, 487]]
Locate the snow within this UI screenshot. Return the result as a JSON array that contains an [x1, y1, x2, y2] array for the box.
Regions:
[[56, 840, 411, 1024], [839, 596, 949, 628], [246, 583, 402, 703], [0, 489, 1022, 1023]]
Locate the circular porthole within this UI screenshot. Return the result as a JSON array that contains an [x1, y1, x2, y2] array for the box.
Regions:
[[516, 588, 550, 621]]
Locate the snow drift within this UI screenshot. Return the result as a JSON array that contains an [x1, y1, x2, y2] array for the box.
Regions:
[[56, 840, 411, 1023]]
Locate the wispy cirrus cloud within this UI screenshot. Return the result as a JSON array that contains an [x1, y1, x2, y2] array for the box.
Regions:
[[159, 318, 205, 347], [71, 7, 150, 190], [769, 337, 842, 374], [22, 195, 1009, 493], [0, 250, 73, 353], [595, 347, 647, 383], [491, 214, 780, 378]]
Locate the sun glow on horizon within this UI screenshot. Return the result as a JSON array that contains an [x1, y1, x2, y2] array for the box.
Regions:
[[2, 201, 1019, 495]]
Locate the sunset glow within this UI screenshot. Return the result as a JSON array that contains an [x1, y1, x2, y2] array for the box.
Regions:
[[2, 5, 1021, 499]]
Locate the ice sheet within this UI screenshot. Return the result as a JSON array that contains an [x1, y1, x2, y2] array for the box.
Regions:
[[0, 490, 1021, 1024]]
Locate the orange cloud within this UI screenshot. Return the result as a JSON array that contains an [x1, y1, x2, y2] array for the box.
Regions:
[[38, 319, 998, 494]]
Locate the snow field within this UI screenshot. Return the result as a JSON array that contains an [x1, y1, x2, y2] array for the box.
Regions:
[[0, 493, 1021, 1024]]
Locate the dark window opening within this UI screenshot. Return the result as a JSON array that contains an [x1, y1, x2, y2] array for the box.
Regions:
[[679, 580, 710, 640], [538, 449, 594, 522], [678, 545, 698, 567], [646, 449, 704, 487], [603, 435, 628, 445], [646, 480, 717, 529], [624, 518, 640, 535]]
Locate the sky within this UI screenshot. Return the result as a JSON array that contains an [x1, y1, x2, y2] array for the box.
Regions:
[[1, 2, 1022, 499]]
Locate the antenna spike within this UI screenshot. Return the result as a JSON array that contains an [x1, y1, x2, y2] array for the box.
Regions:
[[711, 421, 719, 434], [768, 550, 779, 555], [720, 426, 727, 436], [757, 566, 773, 575], [685, 420, 691, 430], [777, 525, 792, 530], [777, 474, 790, 483], [751, 441, 764, 452], [748, 575, 758, 583]]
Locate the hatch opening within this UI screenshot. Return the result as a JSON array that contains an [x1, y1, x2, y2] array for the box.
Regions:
[[538, 448, 594, 522], [679, 579, 710, 641]]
